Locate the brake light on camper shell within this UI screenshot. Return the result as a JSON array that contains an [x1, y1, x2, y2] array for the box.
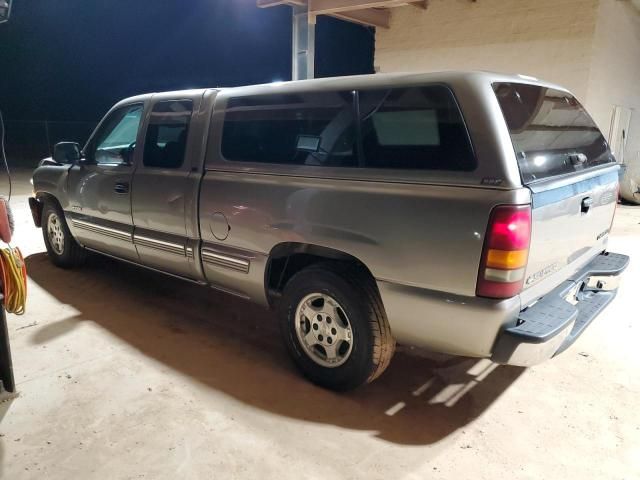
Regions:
[[476, 205, 532, 299]]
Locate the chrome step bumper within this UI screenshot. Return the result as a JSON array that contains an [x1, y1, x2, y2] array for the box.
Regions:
[[492, 252, 630, 366]]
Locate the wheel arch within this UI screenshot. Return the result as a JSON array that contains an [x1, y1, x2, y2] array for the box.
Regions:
[[36, 192, 67, 222], [36, 192, 63, 208], [265, 242, 378, 306]]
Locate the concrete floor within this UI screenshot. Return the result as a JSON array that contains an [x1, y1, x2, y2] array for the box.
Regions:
[[0, 170, 638, 479]]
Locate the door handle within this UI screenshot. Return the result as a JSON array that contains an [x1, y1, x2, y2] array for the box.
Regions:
[[114, 182, 129, 194], [581, 196, 593, 213]]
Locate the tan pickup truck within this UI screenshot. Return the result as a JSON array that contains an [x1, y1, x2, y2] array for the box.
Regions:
[[30, 72, 629, 390]]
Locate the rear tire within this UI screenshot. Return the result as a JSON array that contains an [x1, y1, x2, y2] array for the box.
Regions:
[[42, 201, 86, 268], [279, 262, 395, 391]]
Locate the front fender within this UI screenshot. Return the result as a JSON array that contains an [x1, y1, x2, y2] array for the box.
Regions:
[[32, 164, 72, 211]]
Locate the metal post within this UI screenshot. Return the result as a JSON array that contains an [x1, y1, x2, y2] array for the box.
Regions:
[[291, 5, 315, 80]]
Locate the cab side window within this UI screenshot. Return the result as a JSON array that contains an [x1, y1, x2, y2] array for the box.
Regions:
[[143, 100, 193, 169], [90, 104, 143, 165]]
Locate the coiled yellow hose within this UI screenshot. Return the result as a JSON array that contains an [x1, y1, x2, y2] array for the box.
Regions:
[[0, 247, 27, 315]]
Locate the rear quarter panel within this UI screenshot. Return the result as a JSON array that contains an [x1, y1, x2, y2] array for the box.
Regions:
[[198, 171, 531, 355], [198, 171, 532, 298]]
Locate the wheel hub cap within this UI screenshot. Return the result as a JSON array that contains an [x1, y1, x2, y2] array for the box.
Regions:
[[294, 293, 353, 368], [47, 213, 65, 255]]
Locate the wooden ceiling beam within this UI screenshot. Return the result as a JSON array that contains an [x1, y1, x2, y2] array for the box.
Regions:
[[257, 0, 306, 8], [327, 8, 391, 28], [257, 0, 392, 28], [309, 0, 410, 14]]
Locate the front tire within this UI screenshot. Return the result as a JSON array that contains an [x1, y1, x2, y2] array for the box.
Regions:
[[279, 262, 395, 391], [42, 201, 86, 268]]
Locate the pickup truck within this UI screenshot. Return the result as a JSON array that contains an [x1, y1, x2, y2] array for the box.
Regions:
[[30, 72, 629, 391]]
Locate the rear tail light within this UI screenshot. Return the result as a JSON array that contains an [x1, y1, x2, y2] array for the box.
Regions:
[[476, 204, 532, 299]]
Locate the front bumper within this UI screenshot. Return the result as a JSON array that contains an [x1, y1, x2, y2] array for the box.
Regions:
[[492, 252, 629, 366]]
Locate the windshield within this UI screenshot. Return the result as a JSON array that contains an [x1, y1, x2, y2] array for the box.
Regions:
[[493, 82, 614, 183]]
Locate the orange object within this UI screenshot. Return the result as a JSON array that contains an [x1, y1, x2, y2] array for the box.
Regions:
[[0, 198, 12, 244], [0, 247, 27, 314]]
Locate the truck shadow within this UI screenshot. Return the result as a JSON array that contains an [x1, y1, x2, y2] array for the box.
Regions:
[[25, 252, 524, 446]]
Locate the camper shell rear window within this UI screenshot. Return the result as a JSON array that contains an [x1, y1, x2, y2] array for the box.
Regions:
[[493, 82, 614, 183]]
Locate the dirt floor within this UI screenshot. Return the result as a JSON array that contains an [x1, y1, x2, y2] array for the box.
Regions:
[[0, 170, 638, 479]]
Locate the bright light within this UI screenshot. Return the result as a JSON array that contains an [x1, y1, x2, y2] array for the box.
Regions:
[[533, 155, 546, 167]]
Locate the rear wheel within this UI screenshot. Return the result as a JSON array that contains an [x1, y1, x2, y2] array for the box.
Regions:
[[42, 201, 86, 268], [279, 262, 395, 391]]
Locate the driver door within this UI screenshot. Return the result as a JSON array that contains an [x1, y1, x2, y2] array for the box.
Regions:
[[66, 102, 144, 262]]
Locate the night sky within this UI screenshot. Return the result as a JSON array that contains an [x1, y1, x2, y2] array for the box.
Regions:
[[0, 0, 374, 123]]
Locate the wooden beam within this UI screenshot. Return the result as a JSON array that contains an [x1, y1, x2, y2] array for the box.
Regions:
[[327, 8, 391, 28], [258, 0, 392, 28], [257, 0, 306, 8], [309, 0, 403, 15]]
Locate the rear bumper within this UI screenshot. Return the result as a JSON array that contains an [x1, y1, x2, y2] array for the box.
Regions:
[[492, 252, 629, 366]]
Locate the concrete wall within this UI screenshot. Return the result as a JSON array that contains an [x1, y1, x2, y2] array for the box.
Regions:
[[587, 0, 640, 201], [375, 0, 640, 202], [376, 0, 600, 101]]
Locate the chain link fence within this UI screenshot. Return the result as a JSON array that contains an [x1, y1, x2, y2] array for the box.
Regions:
[[2, 120, 97, 167]]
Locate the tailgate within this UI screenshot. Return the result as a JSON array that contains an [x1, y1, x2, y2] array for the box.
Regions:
[[524, 169, 618, 299], [493, 82, 619, 303]]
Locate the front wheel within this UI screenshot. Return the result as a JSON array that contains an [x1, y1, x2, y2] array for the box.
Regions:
[[279, 263, 395, 391], [42, 201, 86, 268]]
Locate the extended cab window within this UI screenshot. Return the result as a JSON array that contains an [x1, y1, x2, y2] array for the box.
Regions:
[[91, 104, 143, 165], [222, 91, 358, 167], [493, 82, 615, 183], [143, 100, 193, 169], [359, 86, 475, 171]]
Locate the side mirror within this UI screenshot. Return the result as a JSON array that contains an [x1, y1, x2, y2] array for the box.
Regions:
[[120, 142, 136, 166], [53, 142, 82, 165]]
